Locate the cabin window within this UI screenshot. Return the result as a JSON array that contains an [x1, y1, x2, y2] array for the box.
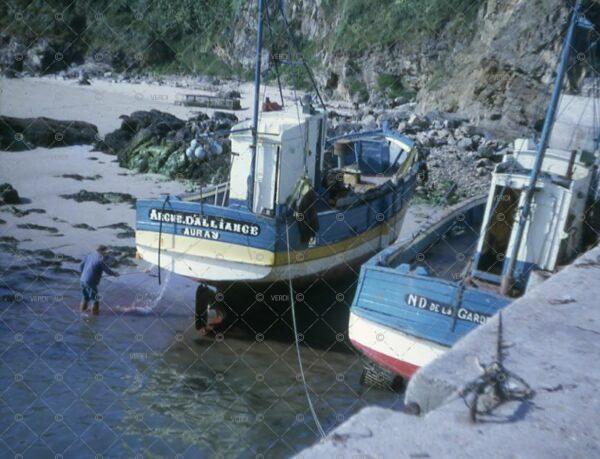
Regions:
[[477, 186, 521, 275], [334, 140, 390, 174]]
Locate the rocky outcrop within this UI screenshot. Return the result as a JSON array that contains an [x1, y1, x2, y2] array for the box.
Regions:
[[0, 116, 98, 151], [96, 110, 234, 182], [60, 190, 136, 206]]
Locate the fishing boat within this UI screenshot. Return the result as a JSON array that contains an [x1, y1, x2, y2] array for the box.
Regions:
[[134, 1, 422, 323], [349, 1, 600, 381]]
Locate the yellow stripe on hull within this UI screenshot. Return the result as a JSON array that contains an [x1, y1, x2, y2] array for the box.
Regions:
[[136, 230, 275, 266]]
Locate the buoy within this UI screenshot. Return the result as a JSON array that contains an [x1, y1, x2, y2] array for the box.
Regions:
[[194, 146, 207, 161], [185, 146, 194, 159], [210, 141, 223, 156], [190, 138, 198, 149]]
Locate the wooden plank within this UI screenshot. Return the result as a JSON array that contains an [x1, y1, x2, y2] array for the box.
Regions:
[[175, 93, 241, 110]]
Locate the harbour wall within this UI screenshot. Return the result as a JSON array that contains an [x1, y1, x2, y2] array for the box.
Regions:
[[298, 245, 600, 458]]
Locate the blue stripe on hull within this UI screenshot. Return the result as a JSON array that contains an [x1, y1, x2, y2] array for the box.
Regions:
[[351, 266, 511, 348]]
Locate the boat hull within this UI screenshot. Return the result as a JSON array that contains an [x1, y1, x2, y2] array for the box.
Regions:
[[349, 311, 447, 379], [136, 205, 409, 287], [135, 170, 416, 286]]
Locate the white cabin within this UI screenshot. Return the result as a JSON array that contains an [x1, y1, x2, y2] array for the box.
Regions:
[[228, 110, 327, 215], [473, 95, 598, 286]]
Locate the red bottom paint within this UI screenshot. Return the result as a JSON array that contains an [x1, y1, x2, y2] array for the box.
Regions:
[[351, 339, 420, 379]]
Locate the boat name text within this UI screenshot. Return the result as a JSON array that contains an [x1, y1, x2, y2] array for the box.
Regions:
[[148, 209, 261, 237], [405, 294, 489, 325]]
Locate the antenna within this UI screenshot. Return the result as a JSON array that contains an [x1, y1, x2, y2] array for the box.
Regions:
[[247, 0, 266, 210]]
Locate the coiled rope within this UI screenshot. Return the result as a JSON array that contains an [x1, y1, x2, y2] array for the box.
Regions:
[[284, 220, 326, 439]]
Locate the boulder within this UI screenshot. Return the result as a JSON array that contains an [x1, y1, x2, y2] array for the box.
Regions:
[[361, 114, 377, 129], [0, 116, 98, 151], [456, 137, 474, 150], [407, 113, 430, 130], [0, 183, 20, 205]]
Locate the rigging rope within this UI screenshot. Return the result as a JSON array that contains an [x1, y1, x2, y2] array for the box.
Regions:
[[157, 194, 172, 285], [265, 2, 285, 108], [284, 221, 327, 439], [277, 0, 326, 110]]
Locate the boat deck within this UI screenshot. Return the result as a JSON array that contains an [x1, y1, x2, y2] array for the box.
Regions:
[[410, 224, 480, 281]]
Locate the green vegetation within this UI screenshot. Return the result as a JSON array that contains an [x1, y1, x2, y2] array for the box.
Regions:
[[0, 0, 246, 76], [415, 179, 465, 206], [0, 0, 482, 80], [347, 77, 369, 102], [323, 0, 483, 53], [376, 73, 416, 100]]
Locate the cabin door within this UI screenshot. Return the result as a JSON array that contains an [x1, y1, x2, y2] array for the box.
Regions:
[[477, 186, 521, 275], [253, 144, 279, 215]]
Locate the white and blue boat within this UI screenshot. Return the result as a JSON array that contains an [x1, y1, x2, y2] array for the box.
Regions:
[[349, 1, 600, 380], [134, 1, 422, 323]]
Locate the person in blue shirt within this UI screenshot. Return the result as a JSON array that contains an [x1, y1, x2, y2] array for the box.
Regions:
[[79, 245, 120, 314]]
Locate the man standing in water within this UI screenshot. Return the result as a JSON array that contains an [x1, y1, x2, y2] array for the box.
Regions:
[[79, 245, 119, 315]]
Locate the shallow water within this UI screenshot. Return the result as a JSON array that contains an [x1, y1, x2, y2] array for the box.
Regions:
[[0, 253, 403, 458]]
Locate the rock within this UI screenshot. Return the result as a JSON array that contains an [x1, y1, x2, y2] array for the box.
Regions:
[[3, 68, 20, 78], [60, 174, 102, 181], [0, 116, 98, 151], [476, 158, 493, 169], [16, 223, 59, 233], [78, 69, 91, 85], [0, 206, 45, 217], [222, 90, 241, 99], [24, 38, 71, 74], [106, 246, 137, 267], [0, 183, 20, 205], [0, 34, 25, 73], [456, 137, 474, 151], [60, 190, 136, 206], [97, 129, 132, 154], [212, 111, 238, 123], [476, 143, 495, 159], [72, 223, 96, 231], [416, 132, 435, 148], [362, 114, 377, 129], [407, 114, 430, 130]]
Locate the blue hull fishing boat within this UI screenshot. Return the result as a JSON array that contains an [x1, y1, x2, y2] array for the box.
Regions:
[[134, 1, 422, 325], [349, 1, 600, 380]]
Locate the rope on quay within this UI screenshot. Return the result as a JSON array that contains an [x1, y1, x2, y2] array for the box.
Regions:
[[285, 221, 327, 439]]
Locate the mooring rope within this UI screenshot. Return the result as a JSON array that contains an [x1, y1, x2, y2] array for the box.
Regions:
[[284, 220, 327, 439]]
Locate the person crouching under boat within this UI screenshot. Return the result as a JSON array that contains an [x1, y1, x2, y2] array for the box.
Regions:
[[195, 283, 226, 336], [79, 245, 120, 315]]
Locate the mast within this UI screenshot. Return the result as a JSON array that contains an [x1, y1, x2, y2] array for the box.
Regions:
[[500, 0, 582, 295], [248, 0, 265, 210]]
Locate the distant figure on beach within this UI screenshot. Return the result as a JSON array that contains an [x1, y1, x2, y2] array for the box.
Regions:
[[79, 245, 119, 315], [261, 97, 282, 112]]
